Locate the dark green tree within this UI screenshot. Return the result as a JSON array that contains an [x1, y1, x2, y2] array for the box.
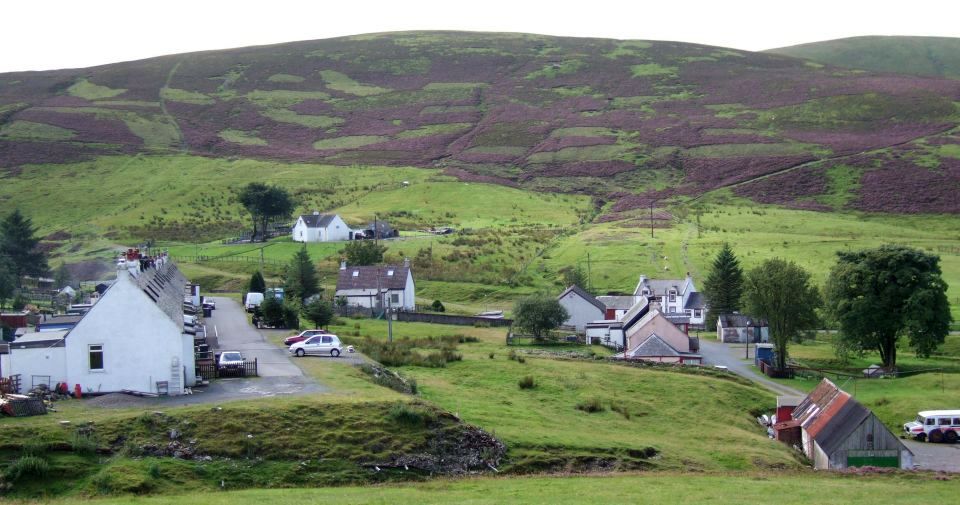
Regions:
[[431, 299, 446, 312], [342, 240, 387, 266], [260, 295, 284, 327], [284, 245, 319, 302], [703, 243, 744, 331], [513, 295, 569, 340], [825, 245, 951, 369], [249, 271, 266, 294], [237, 183, 294, 242], [302, 298, 334, 328], [0, 209, 49, 287], [0, 256, 14, 310], [743, 258, 821, 370]]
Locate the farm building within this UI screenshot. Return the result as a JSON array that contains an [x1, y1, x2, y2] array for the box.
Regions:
[[634, 273, 707, 328], [791, 379, 912, 469], [717, 314, 770, 343], [292, 212, 352, 242], [334, 260, 415, 311], [557, 285, 605, 333], [364, 221, 399, 240], [596, 295, 641, 320], [2, 251, 198, 396]]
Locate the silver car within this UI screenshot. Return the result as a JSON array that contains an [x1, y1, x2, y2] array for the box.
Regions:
[[289, 334, 342, 357]]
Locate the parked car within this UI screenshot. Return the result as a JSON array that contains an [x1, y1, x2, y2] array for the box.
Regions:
[[245, 292, 264, 312], [202, 299, 216, 310], [218, 351, 245, 371], [283, 329, 331, 346], [289, 334, 342, 357], [903, 410, 960, 442]]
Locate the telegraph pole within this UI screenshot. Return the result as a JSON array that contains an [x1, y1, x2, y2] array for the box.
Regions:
[[586, 252, 592, 292], [650, 200, 655, 238]]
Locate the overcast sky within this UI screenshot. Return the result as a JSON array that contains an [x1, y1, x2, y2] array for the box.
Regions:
[[3, 0, 959, 73]]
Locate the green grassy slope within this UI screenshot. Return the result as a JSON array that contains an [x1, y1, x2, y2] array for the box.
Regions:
[[766, 36, 960, 79]]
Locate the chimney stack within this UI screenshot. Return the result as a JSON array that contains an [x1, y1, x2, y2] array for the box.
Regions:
[[403, 257, 410, 268]]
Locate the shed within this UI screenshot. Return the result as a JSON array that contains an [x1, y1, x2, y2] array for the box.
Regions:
[[791, 379, 912, 470], [717, 313, 769, 344], [557, 285, 605, 334]]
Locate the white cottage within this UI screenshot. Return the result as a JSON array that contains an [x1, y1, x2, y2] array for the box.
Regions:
[[4, 253, 197, 395], [335, 260, 416, 311], [292, 212, 352, 242], [557, 285, 605, 333]]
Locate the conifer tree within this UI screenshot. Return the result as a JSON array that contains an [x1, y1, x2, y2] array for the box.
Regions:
[[0, 209, 49, 288], [702, 243, 744, 331], [284, 245, 319, 302], [249, 270, 266, 294]]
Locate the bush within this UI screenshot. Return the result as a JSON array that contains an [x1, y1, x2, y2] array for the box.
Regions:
[[610, 401, 631, 419], [4, 456, 49, 482], [576, 397, 606, 413], [518, 375, 536, 389], [388, 402, 435, 426], [70, 432, 97, 456], [431, 300, 446, 312], [20, 440, 46, 458], [282, 303, 300, 329]]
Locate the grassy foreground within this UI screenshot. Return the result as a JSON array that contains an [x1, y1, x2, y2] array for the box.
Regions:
[[19, 472, 958, 505]]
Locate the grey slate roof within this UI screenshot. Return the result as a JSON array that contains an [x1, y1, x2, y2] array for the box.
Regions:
[[683, 291, 706, 310], [718, 313, 767, 328], [336, 265, 410, 291], [628, 334, 681, 357], [597, 295, 638, 310], [558, 285, 605, 312], [636, 279, 684, 296], [299, 214, 338, 229], [136, 261, 189, 327]]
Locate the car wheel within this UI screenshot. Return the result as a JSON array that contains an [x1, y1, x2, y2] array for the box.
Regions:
[[945, 431, 958, 444], [929, 430, 944, 443], [331, 349, 341, 357], [916, 433, 927, 442], [296, 348, 305, 357]]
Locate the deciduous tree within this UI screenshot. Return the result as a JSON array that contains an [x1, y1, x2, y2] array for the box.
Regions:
[[703, 243, 744, 331], [825, 245, 951, 369], [342, 240, 386, 266], [743, 258, 821, 370], [513, 295, 569, 340]]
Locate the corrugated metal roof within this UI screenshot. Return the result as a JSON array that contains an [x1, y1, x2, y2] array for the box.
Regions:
[[815, 398, 872, 455]]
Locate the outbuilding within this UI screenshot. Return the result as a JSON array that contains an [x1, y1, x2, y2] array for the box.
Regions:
[[557, 285, 605, 333], [791, 379, 913, 469], [717, 313, 769, 343]]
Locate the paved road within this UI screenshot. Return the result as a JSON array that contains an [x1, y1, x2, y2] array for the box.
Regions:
[[698, 339, 804, 397], [206, 296, 305, 377], [904, 439, 960, 472]]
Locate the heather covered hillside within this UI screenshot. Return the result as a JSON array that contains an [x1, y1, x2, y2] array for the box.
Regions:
[[1, 31, 959, 214], [767, 36, 960, 79]]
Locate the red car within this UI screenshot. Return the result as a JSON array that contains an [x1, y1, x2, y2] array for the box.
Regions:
[[283, 329, 330, 346]]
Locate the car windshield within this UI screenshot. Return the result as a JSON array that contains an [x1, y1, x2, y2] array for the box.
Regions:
[[222, 352, 242, 361], [917, 415, 924, 423]]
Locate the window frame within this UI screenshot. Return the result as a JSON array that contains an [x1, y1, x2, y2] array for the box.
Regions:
[[88, 344, 104, 371]]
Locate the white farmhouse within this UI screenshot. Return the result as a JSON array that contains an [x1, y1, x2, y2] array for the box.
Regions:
[[335, 260, 415, 311], [292, 212, 352, 242], [634, 273, 707, 328], [3, 252, 197, 395]]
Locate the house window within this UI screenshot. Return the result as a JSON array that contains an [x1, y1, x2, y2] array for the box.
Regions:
[[694, 309, 702, 318], [642, 289, 649, 295], [391, 293, 400, 304], [89, 344, 104, 371], [669, 291, 676, 302]]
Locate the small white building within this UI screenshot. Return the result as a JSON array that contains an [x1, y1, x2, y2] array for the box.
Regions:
[[717, 313, 770, 343], [557, 285, 605, 334], [4, 253, 197, 395], [292, 212, 352, 242], [335, 260, 416, 311]]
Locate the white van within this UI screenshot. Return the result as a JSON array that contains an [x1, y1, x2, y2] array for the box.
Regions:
[[244, 292, 264, 312], [903, 410, 960, 443]]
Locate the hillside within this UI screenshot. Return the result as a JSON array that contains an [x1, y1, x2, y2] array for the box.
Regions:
[[767, 36, 960, 79], [1, 31, 959, 215]]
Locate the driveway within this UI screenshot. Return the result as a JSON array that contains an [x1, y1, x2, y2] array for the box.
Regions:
[[698, 338, 804, 397], [206, 296, 305, 377], [904, 440, 960, 472]]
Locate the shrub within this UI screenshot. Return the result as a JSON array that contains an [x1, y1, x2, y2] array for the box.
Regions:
[[576, 397, 606, 413], [431, 299, 446, 312], [517, 356, 526, 364], [70, 432, 97, 456], [21, 440, 47, 457], [4, 456, 49, 482], [388, 402, 435, 426], [489, 352, 495, 359], [610, 401, 631, 419], [518, 375, 536, 389], [507, 349, 518, 361]]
